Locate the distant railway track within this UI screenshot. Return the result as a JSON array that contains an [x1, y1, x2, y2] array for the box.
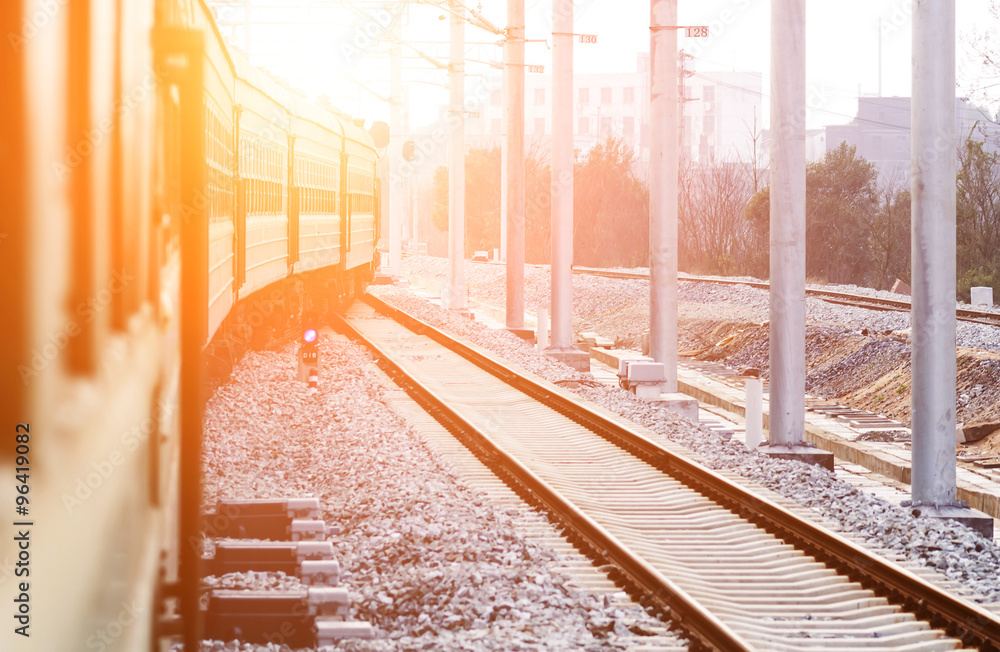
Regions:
[[338, 292, 1000, 651], [570, 266, 1000, 328]]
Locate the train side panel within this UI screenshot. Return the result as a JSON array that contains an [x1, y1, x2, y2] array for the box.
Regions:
[[234, 63, 291, 301], [287, 101, 344, 275], [342, 121, 379, 274], [1, 0, 173, 650], [202, 11, 237, 343]]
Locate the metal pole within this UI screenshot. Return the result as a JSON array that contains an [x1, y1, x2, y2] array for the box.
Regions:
[[448, 0, 467, 311], [388, 21, 402, 275], [769, 0, 806, 446], [911, 0, 957, 506], [500, 57, 508, 263], [506, 0, 525, 328], [549, 0, 573, 349], [649, 0, 679, 392]]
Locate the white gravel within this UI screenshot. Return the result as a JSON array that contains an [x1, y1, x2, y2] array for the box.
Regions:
[[373, 270, 1000, 604], [200, 334, 686, 651]]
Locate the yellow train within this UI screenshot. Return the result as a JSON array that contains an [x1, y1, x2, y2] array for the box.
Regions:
[[0, 0, 382, 649]]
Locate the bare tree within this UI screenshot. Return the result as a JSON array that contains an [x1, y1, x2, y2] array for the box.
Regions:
[[738, 106, 769, 194], [962, 1, 1000, 140], [678, 159, 756, 275], [867, 169, 911, 290]]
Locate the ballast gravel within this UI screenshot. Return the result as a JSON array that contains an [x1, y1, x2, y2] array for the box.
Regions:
[[370, 277, 1000, 605], [200, 335, 686, 651]]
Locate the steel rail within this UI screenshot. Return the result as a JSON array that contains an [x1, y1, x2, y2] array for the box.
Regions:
[[569, 265, 1000, 328], [332, 306, 752, 651], [361, 291, 1000, 651]]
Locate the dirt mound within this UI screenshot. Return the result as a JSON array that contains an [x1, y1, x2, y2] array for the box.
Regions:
[[681, 317, 1000, 429]]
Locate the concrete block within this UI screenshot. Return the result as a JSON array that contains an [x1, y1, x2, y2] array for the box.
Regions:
[[578, 332, 600, 352], [307, 587, 350, 616], [658, 393, 699, 422], [908, 503, 994, 539], [287, 498, 321, 519], [316, 620, 375, 642], [891, 278, 911, 295], [291, 519, 327, 542], [507, 327, 535, 342], [627, 362, 666, 382], [544, 349, 591, 372], [634, 384, 661, 399], [762, 444, 835, 471], [296, 541, 335, 563], [971, 286, 994, 306], [618, 356, 653, 377], [301, 560, 340, 586]]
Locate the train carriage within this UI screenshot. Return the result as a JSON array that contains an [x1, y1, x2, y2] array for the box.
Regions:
[[0, 0, 384, 649], [287, 95, 347, 276]]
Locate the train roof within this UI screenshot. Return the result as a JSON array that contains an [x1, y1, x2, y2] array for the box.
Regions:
[[227, 48, 374, 152]]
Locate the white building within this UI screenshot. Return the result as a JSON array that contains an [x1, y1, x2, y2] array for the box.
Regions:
[[466, 54, 763, 167], [825, 96, 1000, 185]]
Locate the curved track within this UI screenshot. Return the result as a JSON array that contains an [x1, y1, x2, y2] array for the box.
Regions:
[[569, 266, 1000, 328], [336, 293, 1000, 651]]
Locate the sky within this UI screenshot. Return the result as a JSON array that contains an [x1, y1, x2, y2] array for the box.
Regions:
[[218, 0, 1000, 131]]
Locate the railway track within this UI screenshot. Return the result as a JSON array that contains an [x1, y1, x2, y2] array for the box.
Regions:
[[570, 266, 1000, 328], [335, 292, 1000, 651]]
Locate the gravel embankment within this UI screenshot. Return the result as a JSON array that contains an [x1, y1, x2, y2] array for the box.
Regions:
[[371, 278, 1000, 604], [199, 334, 686, 651], [400, 257, 1000, 353]]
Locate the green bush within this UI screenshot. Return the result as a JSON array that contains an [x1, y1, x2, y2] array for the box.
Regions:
[[957, 265, 1000, 303]]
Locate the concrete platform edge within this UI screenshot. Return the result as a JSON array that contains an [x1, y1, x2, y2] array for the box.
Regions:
[[677, 375, 1000, 523]]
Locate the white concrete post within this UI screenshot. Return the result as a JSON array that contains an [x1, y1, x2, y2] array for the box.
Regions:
[[768, 0, 807, 446], [506, 0, 526, 328], [911, 0, 957, 506], [971, 286, 993, 306], [448, 0, 467, 312], [549, 0, 574, 350], [649, 0, 679, 392], [536, 307, 549, 352], [745, 378, 764, 449]]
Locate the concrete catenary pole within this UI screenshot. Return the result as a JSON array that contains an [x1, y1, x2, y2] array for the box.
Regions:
[[911, 0, 957, 506], [549, 0, 573, 350], [448, 0, 467, 311], [388, 20, 402, 276], [649, 0, 679, 392], [506, 0, 525, 328], [769, 0, 807, 446], [500, 62, 508, 262]]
